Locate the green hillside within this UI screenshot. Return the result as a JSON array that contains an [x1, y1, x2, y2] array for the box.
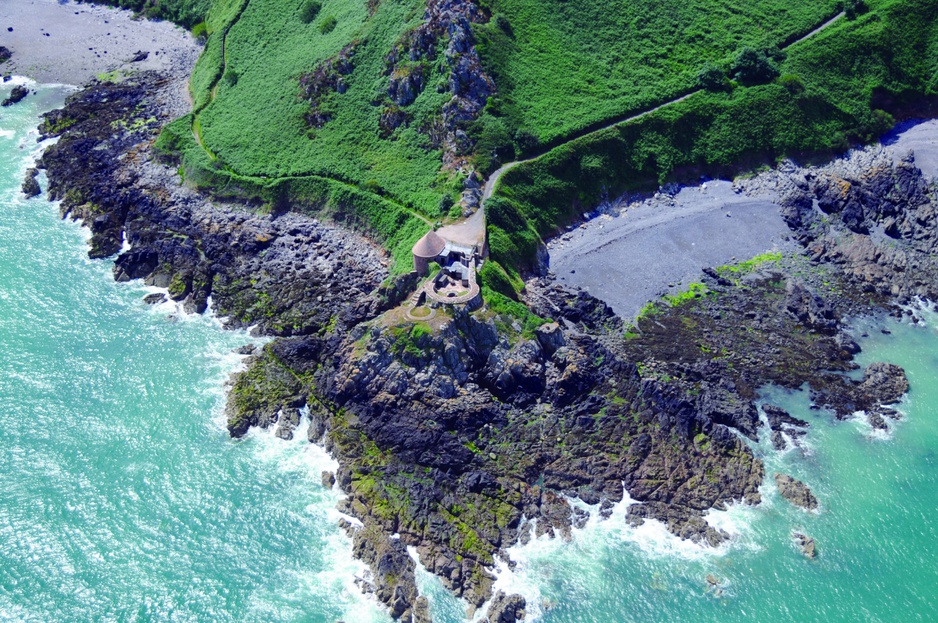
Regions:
[[145, 0, 938, 276], [487, 0, 938, 280], [197, 0, 450, 213], [475, 0, 838, 150]]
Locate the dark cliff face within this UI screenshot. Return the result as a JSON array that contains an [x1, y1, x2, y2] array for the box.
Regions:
[[39, 73, 390, 335], [232, 300, 766, 615], [38, 67, 927, 622]]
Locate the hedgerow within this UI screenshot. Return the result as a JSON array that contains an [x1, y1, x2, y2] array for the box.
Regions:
[[78, 0, 211, 28]]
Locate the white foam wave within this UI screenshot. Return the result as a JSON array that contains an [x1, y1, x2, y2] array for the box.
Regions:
[[4, 75, 37, 88], [848, 410, 895, 441], [239, 418, 390, 622], [483, 484, 764, 622]]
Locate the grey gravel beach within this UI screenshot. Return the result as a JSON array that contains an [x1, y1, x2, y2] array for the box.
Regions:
[[547, 117, 938, 320], [547, 181, 794, 319], [883, 119, 938, 180], [0, 0, 200, 85]]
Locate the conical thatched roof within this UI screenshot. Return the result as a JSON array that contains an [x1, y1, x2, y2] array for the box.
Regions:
[[412, 230, 446, 258]]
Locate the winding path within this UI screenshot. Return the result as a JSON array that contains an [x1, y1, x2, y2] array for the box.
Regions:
[[185, 8, 845, 239], [478, 11, 846, 210]]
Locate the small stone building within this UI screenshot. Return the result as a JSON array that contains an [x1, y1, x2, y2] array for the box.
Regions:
[[411, 228, 484, 308]]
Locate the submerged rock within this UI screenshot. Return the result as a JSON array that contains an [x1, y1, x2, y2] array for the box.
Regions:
[[793, 531, 817, 558], [234, 343, 256, 355], [775, 473, 819, 510], [705, 573, 725, 596]]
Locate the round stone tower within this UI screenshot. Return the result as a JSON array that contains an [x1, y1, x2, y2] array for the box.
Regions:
[[412, 230, 446, 276]]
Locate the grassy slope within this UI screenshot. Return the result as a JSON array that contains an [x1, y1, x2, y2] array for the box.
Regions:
[[476, 0, 838, 147], [147, 0, 938, 281], [487, 0, 938, 280], [197, 0, 454, 216], [157, 0, 435, 272]]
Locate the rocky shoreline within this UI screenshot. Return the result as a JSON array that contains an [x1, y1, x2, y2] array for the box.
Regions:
[[26, 51, 938, 623]]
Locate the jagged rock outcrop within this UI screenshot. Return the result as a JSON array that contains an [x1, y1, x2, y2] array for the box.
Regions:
[[486, 591, 526, 623], [40, 73, 388, 332], [383, 0, 495, 167], [763, 403, 809, 450], [349, 527, 420, 621], [300, 43, 357, 129], [776, 151, 938, 303], [21, 167, 40, 198], [785, 279, 837, 332], [228, 294, 767, 614]]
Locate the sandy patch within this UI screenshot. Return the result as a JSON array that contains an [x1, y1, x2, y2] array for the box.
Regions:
[[883, 119, 938, 181], [0, 0, 200, 85]]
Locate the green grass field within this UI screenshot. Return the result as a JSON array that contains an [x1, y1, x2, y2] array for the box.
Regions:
[[475, 0, 839, 150], [196, 0, 455, 217]]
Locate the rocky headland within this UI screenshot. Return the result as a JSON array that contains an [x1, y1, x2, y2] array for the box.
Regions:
[[24, 20, 938, 623]]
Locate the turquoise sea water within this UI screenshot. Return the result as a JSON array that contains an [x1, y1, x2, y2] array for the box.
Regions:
[[0, 83, 387, 623], [2, 82, 937, 623]]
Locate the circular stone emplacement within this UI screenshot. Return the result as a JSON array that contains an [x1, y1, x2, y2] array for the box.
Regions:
[[405, 305, 436, 321]]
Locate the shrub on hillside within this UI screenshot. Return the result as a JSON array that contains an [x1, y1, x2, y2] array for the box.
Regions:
[[223, 69, 238, 87], [495, 16, 514, 37], [513, 130, 540, 155], [778, 73, 805, 94], [190, 21, 208, 43], [843, 0, 868, 19], [299, 0, 322, 24], [473, 114, 515, 173], [319, 15, 337, 34], [697, 62, 728, 91], [731, 47, 782, 85], [479, 260, 519, 299]]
